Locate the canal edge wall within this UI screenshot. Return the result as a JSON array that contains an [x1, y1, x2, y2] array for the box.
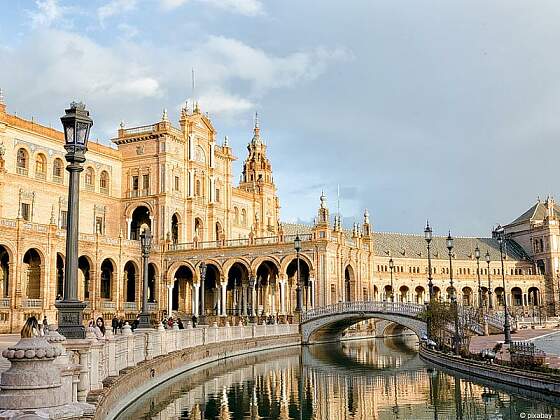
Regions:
[[92, 333, 301, 420], [419, 346, 560, 398]]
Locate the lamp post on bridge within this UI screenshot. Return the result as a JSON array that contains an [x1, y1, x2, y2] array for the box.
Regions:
[[199, 262, 207, 325], [56, 102, 93, 339], [475, 246, 482, 310], [137, 224, 152, 329], [486, 251, 493, 310], [424, 221, 434, 340], [493, 225, 511, 344], [389, 258, 395, 302], [447, 232, 460, 355], [295, 234, 303, 313]]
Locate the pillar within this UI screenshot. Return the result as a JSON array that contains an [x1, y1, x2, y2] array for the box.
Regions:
[[167, 284, 173, 316], [221, 283, 227, 316], [309, 278, 315, 308], [280, 281, 286, 315], [242, 284, 248, 316], [126, 218, 132, 240], [271, 281, 276, 315], [193, 283, 200, 316]]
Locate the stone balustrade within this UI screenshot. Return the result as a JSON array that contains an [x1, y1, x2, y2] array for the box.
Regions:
[[0, 322, 298, 418]]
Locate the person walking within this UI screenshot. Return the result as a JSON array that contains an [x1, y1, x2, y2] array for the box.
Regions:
[[42, 316, 48, 332], [192, 314, 197, 328], [111, 316, 118, 335]]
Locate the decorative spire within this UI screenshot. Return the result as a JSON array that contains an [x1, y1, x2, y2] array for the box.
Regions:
[[119, 120, 125, 129], [223, 135, 229, 147], [162, 108, 169, 122], [194, 101, 200, 114], [251, 112, 263, 145], [0, 88, 4, 105], [320, 191, 327, 209], [364, 208, 370, 225]]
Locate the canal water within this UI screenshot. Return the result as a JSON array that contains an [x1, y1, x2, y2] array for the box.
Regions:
[[117, 335, 560, 419]]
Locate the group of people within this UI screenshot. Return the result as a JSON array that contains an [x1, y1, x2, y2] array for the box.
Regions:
[[162, 316, 184, 329], [21, 316, 49, 338]]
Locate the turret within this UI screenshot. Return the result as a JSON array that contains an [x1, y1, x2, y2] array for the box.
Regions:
[[239, 113, 274, 190], [313, 192, 330, 240], [362, 209, 372, 236]]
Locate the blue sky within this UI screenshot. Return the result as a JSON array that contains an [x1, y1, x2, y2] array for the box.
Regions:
[[2, 0, 560, 237]]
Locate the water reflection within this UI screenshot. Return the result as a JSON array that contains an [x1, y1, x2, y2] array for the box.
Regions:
[[118, 336, 560, 419]]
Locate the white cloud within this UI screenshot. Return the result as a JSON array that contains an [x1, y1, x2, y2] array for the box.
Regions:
[[161, 0, 263, 16], [117, 22, 139, 39], [28, 0, 65, 28], [97, 0, 137, 23], [185, 89, 254, 116]]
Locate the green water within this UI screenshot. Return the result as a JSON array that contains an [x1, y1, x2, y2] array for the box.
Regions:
[[117, 336, 560, 419]]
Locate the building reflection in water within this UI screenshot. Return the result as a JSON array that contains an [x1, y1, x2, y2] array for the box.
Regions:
[[118, 335, 560, 420]]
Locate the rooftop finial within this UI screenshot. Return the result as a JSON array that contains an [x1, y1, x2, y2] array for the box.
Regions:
[[119, 120, 125, 129], [223, 135, 229, 147], [0, 88, 4, 105], [320, 191, 327, 209], [162, 108, 169, 122], [194, 101, 200, 113], [364, 208, 370, 224], [251, 111, 263, 145], [254, 111, 259, 129]]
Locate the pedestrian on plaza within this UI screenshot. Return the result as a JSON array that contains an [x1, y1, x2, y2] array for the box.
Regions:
[[192, 314, 197, 328], [111, 316, 118, 335], [21, 316, 40, 338], [167, 317, 174, 328], [118, 317, 124, 334], [177, 318, 184, 329], [132, 315, 140, 331], [42, 316, 48, 331], [55, 294, 62, 301]]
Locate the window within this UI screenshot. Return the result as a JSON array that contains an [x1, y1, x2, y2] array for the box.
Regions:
[[95, 217, 104, 234], [241, 209, 246, 226], [143, 174, 150, 191], [100, 171, 109, 194], [234, 207, 239, 224], [195, 179, 201, 196], [21, 203, 31, 221], [132, 176, 139, 191], [174, 176, 179, 191], [85, 167, 94, 190], [35, 154, 46, 179], [16, 149, 28, 175], [60, 210, 67, 229], [215, 188, 220, 203], [53, 158, 63, 182]]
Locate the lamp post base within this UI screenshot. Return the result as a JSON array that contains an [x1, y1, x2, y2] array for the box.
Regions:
[[55, 300, 87, 339], [137, 312, 151, 329]]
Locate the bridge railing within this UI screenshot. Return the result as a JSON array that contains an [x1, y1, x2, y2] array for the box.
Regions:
[[301, 301, 425, 322]]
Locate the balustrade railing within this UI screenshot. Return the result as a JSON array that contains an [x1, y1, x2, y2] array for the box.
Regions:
[[0, 298, 10, 308], [101, 301, 116, 310], [22, 298, 42, 308], [124, 302, 137, 311], [301, 300, 424, 322], [147, 302, 157, 312]]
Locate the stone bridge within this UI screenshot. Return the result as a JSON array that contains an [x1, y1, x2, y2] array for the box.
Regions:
[[300, 301, 504, 344]]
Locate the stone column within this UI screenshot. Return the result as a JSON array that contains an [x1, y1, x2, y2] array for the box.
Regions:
[[242, 285, 248, 317], [280, 280, 286, 315], [193, 283, 200, 317], [200, 276, 205, 317], [309, 278, 315, 308], [126, 218, 132, 240], [167, 284, 173, 316], [221, 283, 227, 316], [271, 281, 276, 315], [250, 278, 257, 317]]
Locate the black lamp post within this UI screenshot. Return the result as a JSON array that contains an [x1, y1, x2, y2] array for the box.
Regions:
[[294, 234, 302, 313], [56, 102, 93, 339], [137, 225, 152, 329], [475, 246, 482, 309], [199, 262, 207, 324], [424, 221, 434, 339], [389, 258, 395, 302], [447, 232, 460, 355], [493, 225, 511, 344], [486, 250, 493, 310]]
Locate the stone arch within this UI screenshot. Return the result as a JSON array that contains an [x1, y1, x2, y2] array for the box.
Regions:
[[398, 285, 409, 303], [280, 253, 314, 274], [285, 257, 311, 313], [528, 286, 539, 306], [34, 152, 47, 177], [171, 212, 180, 244], [56, 253, 65, 299], [222, 258, 251, 276], [100, 258, 116, 300], [84, 165, 95, 187], [148, 263, 158, 303], [16, 146, 30, 173], [78, 255, 92, 301], [462, 286, 473, 306], [215, 220, 224, 242], [124, 260, 139, 303], [414, 285, 425, 303], [250, 255, 281, 276], [201, 262, 222, 315], [167, 261, 198, 283], [344, 264, 356, 302], [194, 217, 204, 242], [129, 206, 151, 240], [0, 244, 12, 298], [511, 286, 523, 306], [226, 262, 250, 316], [23, 248, 43, 299], [171, 265, 194, 312]]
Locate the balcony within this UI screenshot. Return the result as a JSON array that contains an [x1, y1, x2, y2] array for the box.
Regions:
[[128, 189, 149, 198], [16, 167, 28, 176], [101, 301, 116, 310], [35, 172, 46, 180], [22, 298, 42, 308], [53, 175, 63, 184], [85, 183, 95, 192], [124, 302, 137, 311], [0, 298, 10, 308], [147, 302, 157, 312]]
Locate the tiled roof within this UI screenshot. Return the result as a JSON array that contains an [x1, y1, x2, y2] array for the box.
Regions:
[[372, 232, 529, 262], [508, 201, 560, 226], [281, 223, 313, 235]]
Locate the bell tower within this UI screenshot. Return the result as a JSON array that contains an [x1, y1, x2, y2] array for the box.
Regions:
[[240, 113, 274, 190]]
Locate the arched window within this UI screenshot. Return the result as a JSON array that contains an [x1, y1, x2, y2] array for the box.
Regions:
[[35, 154, 46, 179], [53, 158, 63, 183], [85, 167, 94, 190], [216, 188, 220, 203], [16, 149, 28, 175], [241, 209, 247, 226], [234, 207, 239, 225], [100, 171, 109, 194], [195, 179, 201, 196]]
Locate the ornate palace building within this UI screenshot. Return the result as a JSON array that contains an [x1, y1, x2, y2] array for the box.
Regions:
[[0, 93, 556, 332]]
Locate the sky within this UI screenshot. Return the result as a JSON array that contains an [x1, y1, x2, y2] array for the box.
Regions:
[[1, 0, 560, 237]]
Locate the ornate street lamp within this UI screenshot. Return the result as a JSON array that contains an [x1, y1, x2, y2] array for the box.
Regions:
[[447, 232, 460, 355], [294, 234, 302, 313], [199, 262, 207, 324], [389, 258, 395, 302], [493, 225, 511, 344], [475, 246, 482, 309], [56, 102, 93, 339], [424, 221, 434, 340], [137, 225, 152, 329], [424, 222, 434, 301], [486, 250, 493, 310]]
